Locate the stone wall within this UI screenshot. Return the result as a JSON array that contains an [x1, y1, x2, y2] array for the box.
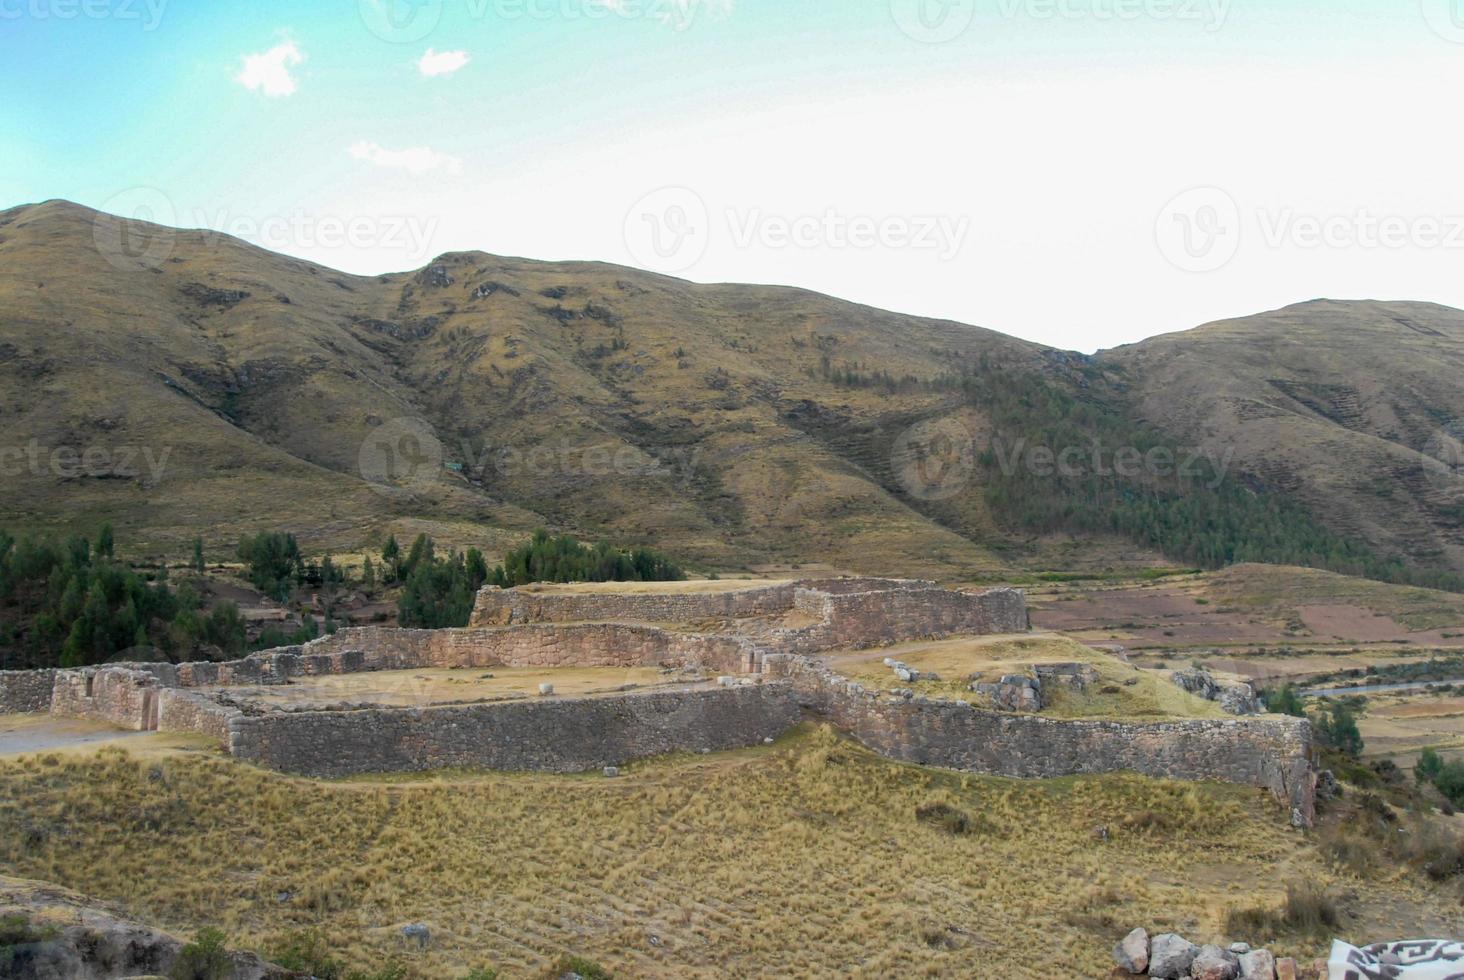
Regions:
[[195, 623, 759, 681], [470, 582, 800, 626], [227, 683, 800, 778], [776, 585, 1029, 652], [156, 689, 243, 743], [765, 655, 1317, 823], [49, 667, 163, 731], [0, 669, 57, 713]]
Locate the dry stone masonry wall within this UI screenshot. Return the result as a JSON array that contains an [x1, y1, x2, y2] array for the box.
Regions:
[[226, 684, 800, 777], [0, 577, 1314, 820], [764, 654, 1317, 823], [0, 668, 56, 713]]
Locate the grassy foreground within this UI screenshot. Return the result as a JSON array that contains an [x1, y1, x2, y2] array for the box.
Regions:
[[0, 726, 1456, 978]]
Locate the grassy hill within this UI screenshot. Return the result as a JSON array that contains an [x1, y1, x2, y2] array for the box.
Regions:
[[1, 200, 1461, 586], [1099, 300, 1464, 575]]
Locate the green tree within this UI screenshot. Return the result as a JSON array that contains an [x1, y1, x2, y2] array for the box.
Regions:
[[169, 927, 231, 980], [486, 530, 685, 588], [381, 535, 400, 583], [96, 523, 114, 560], [237, 532, 302, 600], [192, 537, 205, 574], [1435, 761, 1464, 807], [1315, 701, 1364, 758], [362, 554, 376, 589], [1417, 746, 1445, 783], [397, 537, 491, 628], [1263, 684, 1307, 718]]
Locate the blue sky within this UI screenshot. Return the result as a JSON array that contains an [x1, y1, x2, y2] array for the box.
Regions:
[[4, 0, 1464, 350]]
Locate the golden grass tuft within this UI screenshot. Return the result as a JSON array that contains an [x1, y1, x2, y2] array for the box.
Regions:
[[0, 725, 1458, 977]]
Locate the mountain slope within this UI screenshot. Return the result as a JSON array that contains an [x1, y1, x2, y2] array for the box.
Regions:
[[1099, 300, 1464, 573], [1, 200, 1460, 584], [0, 200, 1063, 575]]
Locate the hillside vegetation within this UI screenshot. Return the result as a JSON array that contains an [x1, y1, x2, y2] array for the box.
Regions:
[[0, 727, 1458, 977], [2, 201, 1461, 587]]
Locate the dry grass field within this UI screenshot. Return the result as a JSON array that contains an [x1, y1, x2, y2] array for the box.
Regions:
[[1, 726, 1458, 978], [210, 666, 698, 709], [827, 634, 1228, 719]]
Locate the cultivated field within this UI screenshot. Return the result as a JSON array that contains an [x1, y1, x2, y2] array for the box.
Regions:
[[0, 726, 1458, 978]]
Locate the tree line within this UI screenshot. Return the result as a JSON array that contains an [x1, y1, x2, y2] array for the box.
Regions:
[[929, 364, 1464, 593], [0, 526, 244, 669]]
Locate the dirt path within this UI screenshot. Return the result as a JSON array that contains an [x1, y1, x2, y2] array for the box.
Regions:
[[0, 715, 152, 756]]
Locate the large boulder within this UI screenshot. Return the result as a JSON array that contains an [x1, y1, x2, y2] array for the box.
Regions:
[[1239, 948, 1277, 980], [1113, 927, 1149, 974], [1191, 944, 1241, 980], [1170, 667, 1261, 715], [971, 674, 1043, 712], [1149, 934, 1200, 978]]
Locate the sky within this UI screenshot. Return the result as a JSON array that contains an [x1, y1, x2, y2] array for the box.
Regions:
[[2, 0, 1463, 352]]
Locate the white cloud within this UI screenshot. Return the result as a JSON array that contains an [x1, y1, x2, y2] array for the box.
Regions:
[[418, 48, 470, 77], [348, 141, 463, 176], [235, 41, 304, 98]]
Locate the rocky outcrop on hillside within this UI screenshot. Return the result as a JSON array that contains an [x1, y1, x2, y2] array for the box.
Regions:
[[0, 876, 288, 979]]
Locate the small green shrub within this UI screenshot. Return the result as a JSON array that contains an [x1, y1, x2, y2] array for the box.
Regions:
[[915, 801, 973, 836], [169, 927, 231, 980], [1224, 882, 1339, 940], [268, 928, 346, 979], [545, 956, 612, 980]]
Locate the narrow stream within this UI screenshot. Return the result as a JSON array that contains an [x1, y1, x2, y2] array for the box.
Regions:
[[1303, 678, 1464, 698]]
